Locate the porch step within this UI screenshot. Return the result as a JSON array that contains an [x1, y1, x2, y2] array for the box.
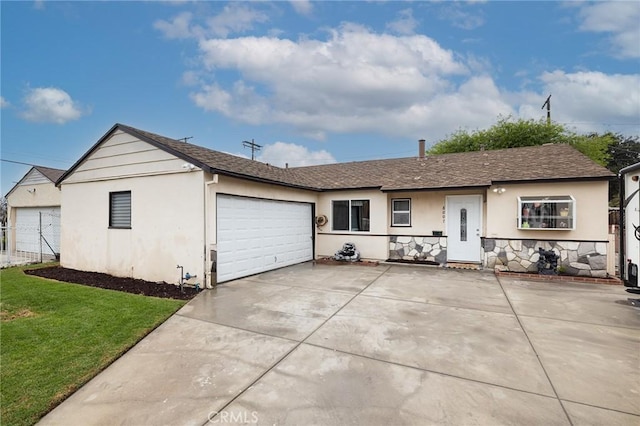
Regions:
[[445, 262, 482, 270]]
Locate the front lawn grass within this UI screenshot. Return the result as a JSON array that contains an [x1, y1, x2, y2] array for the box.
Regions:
[[0, 265, 186, 426]]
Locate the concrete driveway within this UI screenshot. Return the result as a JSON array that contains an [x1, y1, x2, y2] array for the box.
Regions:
[[40, 263, 640, 425]]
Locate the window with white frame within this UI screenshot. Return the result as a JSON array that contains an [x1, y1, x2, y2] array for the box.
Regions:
[[392, 198, 411, 226], [332, 200, 370, 232], [518, 196, 575, 230], [109, 191, 131, 228]]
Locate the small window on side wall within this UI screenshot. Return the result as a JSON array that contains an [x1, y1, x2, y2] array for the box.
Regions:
[[110, 191, 131, 228], [518, 196, 574, 230], [392, 198, 411, 226]]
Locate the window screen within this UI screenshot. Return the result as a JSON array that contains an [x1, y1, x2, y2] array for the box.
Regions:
[[110, 191, 131, 228]]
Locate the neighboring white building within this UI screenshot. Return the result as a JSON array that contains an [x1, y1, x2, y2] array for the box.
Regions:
[[620, 162, 640, 287], [57, 124, 615, 287], [5, 166, 65, 257]]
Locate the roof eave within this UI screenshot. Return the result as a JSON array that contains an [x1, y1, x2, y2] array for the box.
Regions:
[[619, 162, 640, 175], [490, 175, 615, 185], [211, 169, 322, 192], [381, 184, 490, 193]]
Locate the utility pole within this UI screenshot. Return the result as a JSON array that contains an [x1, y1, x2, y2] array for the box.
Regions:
[[242, 139, 262, 161], [541, 94, 551, 125], [179, 136, 193, 143]]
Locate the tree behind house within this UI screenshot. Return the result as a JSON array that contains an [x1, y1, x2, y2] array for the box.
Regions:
[[427, 116, 613, 167]]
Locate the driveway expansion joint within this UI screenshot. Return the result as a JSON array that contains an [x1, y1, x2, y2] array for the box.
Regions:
[[496, 275, 575, 426]]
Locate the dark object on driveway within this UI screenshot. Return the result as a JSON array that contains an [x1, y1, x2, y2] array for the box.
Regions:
[[537, 248, 559, 275], [334, 242, 360, 262]]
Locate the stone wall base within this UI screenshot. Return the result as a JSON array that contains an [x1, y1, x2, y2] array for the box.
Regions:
[[484, 238, 608, 278], [389, 236, 447, 264]]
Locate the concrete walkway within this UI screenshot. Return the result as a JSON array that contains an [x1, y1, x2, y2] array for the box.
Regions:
[[39, 263, 640, 425]]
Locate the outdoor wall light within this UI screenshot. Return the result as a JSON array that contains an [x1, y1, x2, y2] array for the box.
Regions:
[[492, 186, 506, 194], [27, 188, 36, 194]]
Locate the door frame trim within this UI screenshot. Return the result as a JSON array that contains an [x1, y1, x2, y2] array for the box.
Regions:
[[445, 194, 483, 262]]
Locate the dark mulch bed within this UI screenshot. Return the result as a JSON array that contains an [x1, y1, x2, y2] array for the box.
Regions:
[[25, 266, 199, 300]]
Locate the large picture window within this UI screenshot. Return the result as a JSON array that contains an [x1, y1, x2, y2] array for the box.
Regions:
[[332, 200, 370, 232], [109, 191, 131, 228], [392, 198, 411, 226], [518, 196, 575, 230]]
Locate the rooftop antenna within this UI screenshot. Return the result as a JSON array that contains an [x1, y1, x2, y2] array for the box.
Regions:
[[541, 94, 551, 125], [179, 136, 193, 143], [242, 139, 262, 161]]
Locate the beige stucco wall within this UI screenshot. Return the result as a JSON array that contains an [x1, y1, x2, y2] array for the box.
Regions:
[[485, 180, 609, 241], [7, 183, 61, 209], [386, 189, 485, 236], [61, 170, 205, 284], [7, 182, 61, 226], [60, 131, 207, 285], [315, 190, 388, 259]]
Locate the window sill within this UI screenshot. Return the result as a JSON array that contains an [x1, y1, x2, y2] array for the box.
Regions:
[[109, 226, 132, 230], [391, 224, 411, 228]]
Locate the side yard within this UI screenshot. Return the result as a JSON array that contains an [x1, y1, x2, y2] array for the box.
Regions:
[[0, 264, 185, 426]]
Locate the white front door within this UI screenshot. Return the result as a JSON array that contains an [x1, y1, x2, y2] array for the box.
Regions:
[[446, 195, 482, 262]]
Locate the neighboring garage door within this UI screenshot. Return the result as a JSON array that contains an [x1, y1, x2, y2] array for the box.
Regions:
[[216, 194, 313, 283], [15, 207, 61, 254]]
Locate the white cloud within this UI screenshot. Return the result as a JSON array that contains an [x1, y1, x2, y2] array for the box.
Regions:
[[0, 96, 9, 108], [386, 8, 418, 35], [172, 18, 637, 142], [290, 0, 313, 16], [258, 142, 336, 167], [154, 11, 201, 40], [155, 4, 268, 40], [438, 4, 485, 30], [190, 24, 499, 140], [516, 71, 640, 134], [576, 2, 640, 59], [20, 87, 85, 124], [207, 3, 268, 38]]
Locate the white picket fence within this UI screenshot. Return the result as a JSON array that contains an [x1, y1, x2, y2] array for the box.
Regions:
[[1, 213, 60, 267]]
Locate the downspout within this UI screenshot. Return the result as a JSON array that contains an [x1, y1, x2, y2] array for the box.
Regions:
[[619, 172, 625, 282], [204, 174, 218, 289]]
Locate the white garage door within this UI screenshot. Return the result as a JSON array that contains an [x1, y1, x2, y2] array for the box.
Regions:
[[217, 195, 313, 283], [15, 207, 61, 254]]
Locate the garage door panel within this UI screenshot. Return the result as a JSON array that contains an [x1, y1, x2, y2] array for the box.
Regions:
[[217, 195, 313, 283], [15, 207, 61, 254]]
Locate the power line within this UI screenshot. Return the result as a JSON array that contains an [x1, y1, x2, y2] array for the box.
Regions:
[[1, 159, 40, 167], [242, 139, 262, 161]]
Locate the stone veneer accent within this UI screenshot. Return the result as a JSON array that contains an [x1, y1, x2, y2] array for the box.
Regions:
[[388, 236, 447, 264], [484, 239, 608, 278]]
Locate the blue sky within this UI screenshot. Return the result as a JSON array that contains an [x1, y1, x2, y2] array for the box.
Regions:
[[2, 1, 639, 195]]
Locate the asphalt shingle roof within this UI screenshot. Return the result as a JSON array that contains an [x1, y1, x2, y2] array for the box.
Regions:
[[61, 123, 614, 191], [295, 144, 614, 191], [34, 166, 66, 183]]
